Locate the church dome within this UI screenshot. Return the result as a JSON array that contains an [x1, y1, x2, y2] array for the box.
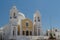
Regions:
[[18, 12, 25, 18], [0, 27, 3, 32]]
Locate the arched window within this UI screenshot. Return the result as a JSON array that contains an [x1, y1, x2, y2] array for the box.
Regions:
[[38, 17, 40, 22], [26, 22, 29, 27], [14, 13, 15, 16], [55, 29, 57, 32], [13, 27, 16, 36], [54, 34, 55, 36], [13, 13, 17, 18], [38, 29, 40, 35], [13, 30, 14, 36]]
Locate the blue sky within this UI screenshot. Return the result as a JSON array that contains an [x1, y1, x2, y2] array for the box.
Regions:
[[0, 0, 60, 31]]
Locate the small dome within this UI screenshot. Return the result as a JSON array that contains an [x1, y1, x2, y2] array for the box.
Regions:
[[34, 10, 40, 17], [18, 12, 25, 18], [47, 29, 50, 32]]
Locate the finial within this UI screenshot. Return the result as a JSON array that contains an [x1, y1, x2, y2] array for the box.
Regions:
[[12, 3, 16, 9]]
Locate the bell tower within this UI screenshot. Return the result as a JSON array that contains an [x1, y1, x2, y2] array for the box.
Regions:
[[33, 10, 42, 36], [9, 6, 19, 38], [9, 6, 18, 25]]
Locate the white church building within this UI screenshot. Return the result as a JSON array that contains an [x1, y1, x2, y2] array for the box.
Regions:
[[0, 6, 50, 40]]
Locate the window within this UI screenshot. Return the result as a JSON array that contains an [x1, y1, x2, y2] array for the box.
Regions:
[[14, 13, 15, 17], [38, 17, 40, 22], [14, 16, 17, 18], [0, 35, 2, 40], [26, 22, 29, 27], [10, 17, 12, 19], [46, 32, 48, 36], [38, 19, 40, 22], [13, 27, 16, 36], [13, 30, 14, 36], [54, 34, 55, 36], [38, 29, 40, 35], [23, 31, 25, 35], [30, 31, 32, 35], [55, 29, 57, 32], [13, 13, 17, 18]]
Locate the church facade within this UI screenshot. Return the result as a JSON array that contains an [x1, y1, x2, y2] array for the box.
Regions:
[[2, 6, 43, 40]]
